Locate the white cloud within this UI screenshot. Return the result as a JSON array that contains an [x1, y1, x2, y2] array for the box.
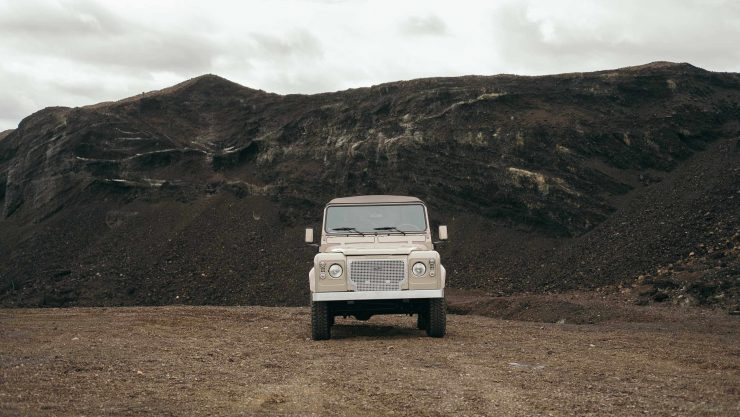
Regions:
[[400, 15, 448, 36], [0, 0, 738, 130]]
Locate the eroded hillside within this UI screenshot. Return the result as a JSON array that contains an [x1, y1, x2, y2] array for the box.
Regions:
[[0, 62, 738, 307]]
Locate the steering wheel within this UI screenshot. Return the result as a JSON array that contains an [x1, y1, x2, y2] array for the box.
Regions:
[[396, 223, 421, 232]]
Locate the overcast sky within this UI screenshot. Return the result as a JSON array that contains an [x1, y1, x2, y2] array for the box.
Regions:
[[1, 0, 739, 130]]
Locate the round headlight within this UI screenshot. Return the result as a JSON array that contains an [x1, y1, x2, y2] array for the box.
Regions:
[[328, 264, 343, 278], [412, 262, 427, 276]]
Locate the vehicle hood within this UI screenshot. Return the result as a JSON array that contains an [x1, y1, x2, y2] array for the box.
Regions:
[[323, 243, 429, 255]]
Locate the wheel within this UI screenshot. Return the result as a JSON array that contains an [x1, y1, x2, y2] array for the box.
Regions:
[[311, 301, 331, 340], [417, 312, 428, 330], [396, 223, 422, 232], [426, 298, 446, 338]]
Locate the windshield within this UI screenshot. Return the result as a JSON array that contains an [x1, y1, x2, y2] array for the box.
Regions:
[[325, 204, 427, 234]]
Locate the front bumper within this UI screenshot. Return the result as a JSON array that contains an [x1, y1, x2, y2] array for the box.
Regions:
[[311, 289, 444, 302]]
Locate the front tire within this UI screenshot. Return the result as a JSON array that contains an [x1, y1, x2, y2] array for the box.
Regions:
[[311, 301, 331, 340], [426, 298, 446, 338]]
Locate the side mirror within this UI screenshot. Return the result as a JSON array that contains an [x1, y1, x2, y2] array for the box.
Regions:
[[438, 225, 448, 240], [305, 228, 314, 243]]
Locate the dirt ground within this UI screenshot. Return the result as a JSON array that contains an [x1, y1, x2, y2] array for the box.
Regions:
[[1, 301, 738, 417]]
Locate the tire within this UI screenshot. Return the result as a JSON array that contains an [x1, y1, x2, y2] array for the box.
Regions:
[[426, 298, 446, 338], [311, 301, 331, 340], [417, 312, 428, 330]]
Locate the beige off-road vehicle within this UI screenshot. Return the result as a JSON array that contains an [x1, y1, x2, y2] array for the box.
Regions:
[[305, 195, 448, 340]]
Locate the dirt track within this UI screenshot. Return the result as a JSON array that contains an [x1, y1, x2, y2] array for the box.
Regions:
[[1, 305, 738, 416]]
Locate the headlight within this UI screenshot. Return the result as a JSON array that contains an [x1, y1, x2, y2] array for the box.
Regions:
[[328, 264, 343, 278], [412, 262, 427, 276]]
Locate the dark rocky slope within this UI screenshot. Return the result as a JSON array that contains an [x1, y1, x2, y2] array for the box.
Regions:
[[0, 62, 738, 307]]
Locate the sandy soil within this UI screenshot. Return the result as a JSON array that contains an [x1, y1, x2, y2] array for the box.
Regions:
[[1, 304, 738, 416]]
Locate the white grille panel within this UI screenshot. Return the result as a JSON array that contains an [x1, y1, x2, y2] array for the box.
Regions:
[[349, 259, 406, 291]]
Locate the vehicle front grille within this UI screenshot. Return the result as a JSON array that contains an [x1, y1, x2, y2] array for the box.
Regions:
[[349, 259, 406, 291]]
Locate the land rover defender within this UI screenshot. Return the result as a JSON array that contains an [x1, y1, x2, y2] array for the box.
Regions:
[[305, 195, 448, 340]]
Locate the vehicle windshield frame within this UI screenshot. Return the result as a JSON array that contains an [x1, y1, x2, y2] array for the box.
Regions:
[[323, 203, 429, 235]]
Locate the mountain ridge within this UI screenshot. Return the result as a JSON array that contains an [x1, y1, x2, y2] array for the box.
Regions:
[[0, 62, 738, 308]]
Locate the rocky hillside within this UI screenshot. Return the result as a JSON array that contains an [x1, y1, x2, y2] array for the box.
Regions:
[[0, 62, 738, 308]]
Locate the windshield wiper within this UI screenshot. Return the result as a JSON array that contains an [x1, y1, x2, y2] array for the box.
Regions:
[[331, 227, 365, 236], [373, 226, 406, 235]]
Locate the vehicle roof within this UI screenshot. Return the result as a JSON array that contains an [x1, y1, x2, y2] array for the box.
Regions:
[[327, 195, 424, 205]]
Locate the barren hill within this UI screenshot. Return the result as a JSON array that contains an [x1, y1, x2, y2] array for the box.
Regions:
[[0, 62, 738, 307]]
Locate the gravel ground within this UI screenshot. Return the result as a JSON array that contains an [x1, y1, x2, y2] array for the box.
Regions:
[[1, 305, 738, 416]]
